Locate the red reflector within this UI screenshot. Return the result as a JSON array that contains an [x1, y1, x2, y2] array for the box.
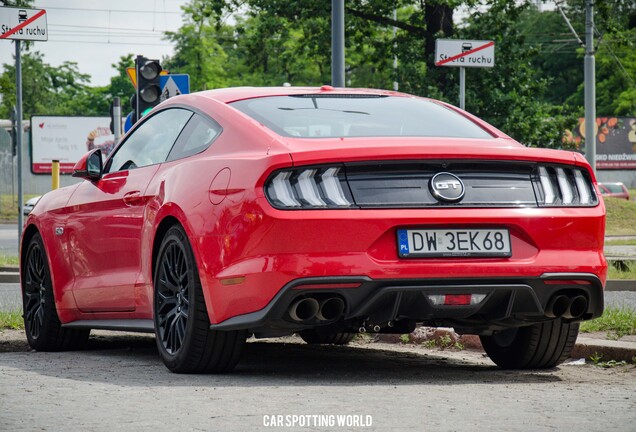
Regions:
[[444, 294, 472, 306], [544, 280, 592, 285], [292, 283, 362, 290]]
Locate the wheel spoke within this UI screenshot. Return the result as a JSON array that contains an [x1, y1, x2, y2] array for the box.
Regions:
[[156, 236, 192, 355], [24, 243, 48, 340]]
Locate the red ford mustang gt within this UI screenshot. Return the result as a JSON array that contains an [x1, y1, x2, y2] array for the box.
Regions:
[[21, 86, 606, 373]]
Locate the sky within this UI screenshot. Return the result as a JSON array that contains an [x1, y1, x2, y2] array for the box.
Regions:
[[1, 0, 190, 86]]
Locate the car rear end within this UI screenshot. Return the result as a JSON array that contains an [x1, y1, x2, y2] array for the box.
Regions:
[[206, 89, 606, 369]]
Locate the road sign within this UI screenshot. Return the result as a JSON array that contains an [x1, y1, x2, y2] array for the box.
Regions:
[[160, 75, 190, 101], [0, 7, 48, 41], [435, 39, 495, 68]]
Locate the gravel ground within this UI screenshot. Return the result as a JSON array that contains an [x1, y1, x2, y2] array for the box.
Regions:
[[0, 331, 635, 432]]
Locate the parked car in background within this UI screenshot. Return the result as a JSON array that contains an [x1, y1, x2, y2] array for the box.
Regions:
[[22, 196, 42, 216], [598, 182, 629, 200], [20, 86, 606, 374]]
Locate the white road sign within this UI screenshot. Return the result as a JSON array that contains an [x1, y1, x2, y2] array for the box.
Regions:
[[31, 116, 113, 174], [0, 6, 48, 41], [435, 39, 495, 68]]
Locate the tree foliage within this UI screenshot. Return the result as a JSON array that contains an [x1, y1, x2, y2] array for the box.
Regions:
[[1, 0, 632, 147]]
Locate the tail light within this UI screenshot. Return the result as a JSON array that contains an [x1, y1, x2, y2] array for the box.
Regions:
[[534, 165, 597, 207], [265, 166, 355, 209]]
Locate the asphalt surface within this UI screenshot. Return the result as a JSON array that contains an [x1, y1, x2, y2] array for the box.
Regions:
[[0, 224, 19, 256], [0, 332, 634, 432]]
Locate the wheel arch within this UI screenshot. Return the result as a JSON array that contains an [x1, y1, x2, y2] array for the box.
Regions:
[[20, 224, 40, 272], [151, 215, 182, 283]]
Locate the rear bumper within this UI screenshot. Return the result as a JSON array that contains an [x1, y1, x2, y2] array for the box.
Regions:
[[196, 199, 606, 326], [209, 273, 604, 335]]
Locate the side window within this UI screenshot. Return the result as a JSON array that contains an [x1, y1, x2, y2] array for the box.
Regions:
[[167, 114, 222, 162], [105, 108, 193, 173]]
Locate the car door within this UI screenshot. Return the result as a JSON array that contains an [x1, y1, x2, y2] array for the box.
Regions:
[[66, 108, 193, 312]]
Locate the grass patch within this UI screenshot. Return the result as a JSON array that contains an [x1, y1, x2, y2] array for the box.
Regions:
[[0, 255, 19, 267], [580, 306, 636, 339], [605, 197, 636, 236], [605, 239, 636, 246], [0, 310, 23, 330], [0, 194, 38, 223], [607, 260, 636, 279]]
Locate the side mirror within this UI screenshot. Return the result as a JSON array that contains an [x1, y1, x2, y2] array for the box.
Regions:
[[72, 149, 103, 180]]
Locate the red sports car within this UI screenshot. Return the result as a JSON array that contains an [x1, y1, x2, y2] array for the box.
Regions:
[[21, 86, 606, 373]]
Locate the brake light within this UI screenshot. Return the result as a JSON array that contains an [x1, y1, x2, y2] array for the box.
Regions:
[[265, 166, 354, 209]]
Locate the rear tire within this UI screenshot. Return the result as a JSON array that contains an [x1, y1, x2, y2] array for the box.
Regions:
[[480, 319, 579, 369], [154, 225, 246, 373], [299, 329, 355, 345], [22, 233, 89, 351]]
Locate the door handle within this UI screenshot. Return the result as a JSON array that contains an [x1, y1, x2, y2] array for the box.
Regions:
[[123, 191, 142, 206]]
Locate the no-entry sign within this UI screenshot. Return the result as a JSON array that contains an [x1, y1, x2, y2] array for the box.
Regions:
[[435, 39, 495, 68], [0, 6, 48, 41]]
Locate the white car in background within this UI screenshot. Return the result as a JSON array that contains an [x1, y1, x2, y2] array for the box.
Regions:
[[23, 196, 41, 216]]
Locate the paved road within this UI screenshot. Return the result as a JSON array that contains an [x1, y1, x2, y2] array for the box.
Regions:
[[0, 224, 19, 257], [0, 332, 634, 432]]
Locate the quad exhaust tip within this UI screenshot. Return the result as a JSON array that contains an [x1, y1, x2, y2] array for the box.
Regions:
[[288, 298, 320, 322], [289, 296, 345, 322], [316, 297, 345, 321], [546, 294, 588, 320]]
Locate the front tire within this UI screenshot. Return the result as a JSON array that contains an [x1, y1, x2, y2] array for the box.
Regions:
[[480, 320, 579, 369], [154, 225, 246, 373], [22, 233, 89, 351]]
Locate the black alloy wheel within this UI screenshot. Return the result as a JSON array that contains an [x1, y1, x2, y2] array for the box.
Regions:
[[22, 233, 89, 351], [23, 240, 46, 340], [155, 239, 190, 355], [154, 225, 246, 373]]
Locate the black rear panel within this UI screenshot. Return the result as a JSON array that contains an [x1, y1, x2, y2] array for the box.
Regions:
[[344, 161, 536, 208]]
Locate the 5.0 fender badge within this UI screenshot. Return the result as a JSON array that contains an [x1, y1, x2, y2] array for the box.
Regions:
[[55, 227, 64, 236]]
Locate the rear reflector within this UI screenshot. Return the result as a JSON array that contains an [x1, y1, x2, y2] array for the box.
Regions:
[[427, 294, 487, 306], [544, 279, 592, 285]]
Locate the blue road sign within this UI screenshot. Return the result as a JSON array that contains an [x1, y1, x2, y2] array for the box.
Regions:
[[160, 74, 190, 101], [124, 112, 133, 133]]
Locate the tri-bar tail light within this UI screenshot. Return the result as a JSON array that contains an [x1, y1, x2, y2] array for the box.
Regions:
[[533, 165, 598, 207], [265, 166, 355, 209]]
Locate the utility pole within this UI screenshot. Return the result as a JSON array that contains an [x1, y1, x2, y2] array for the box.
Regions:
[[584, 0, 596, 173], [16, 39, 23, 237], [393, 8, 398, 91], [331, 0, 345, 87]]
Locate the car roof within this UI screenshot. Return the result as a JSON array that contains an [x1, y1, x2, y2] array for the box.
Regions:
[[195, 86, 406, 104]]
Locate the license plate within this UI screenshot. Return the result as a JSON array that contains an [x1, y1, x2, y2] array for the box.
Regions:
[[397, 228, 511, 258]]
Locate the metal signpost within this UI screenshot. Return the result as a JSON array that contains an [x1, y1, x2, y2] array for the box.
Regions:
[[0, 6, 48, 242], [435, 39, 495, 110]]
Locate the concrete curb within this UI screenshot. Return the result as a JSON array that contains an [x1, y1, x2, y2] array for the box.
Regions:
[[376, 327, 636, 363], [571, 335, 636, 363]]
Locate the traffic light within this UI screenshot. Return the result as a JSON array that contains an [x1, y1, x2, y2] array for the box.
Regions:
[[135, 55, 162, 121]]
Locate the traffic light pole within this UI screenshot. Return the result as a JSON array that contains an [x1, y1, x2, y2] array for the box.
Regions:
[[584, 0, 596, 174], [15, 39, 23, 242]]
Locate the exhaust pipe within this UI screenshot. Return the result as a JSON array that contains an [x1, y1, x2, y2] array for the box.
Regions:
[[288, 298, 319, 322], [316, 297, 345, 321], [563, 295, 588, 320], [545, 295, 569, 318]]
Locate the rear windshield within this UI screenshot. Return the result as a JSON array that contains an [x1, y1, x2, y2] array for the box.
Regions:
[[231, 95, 493, 139]]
